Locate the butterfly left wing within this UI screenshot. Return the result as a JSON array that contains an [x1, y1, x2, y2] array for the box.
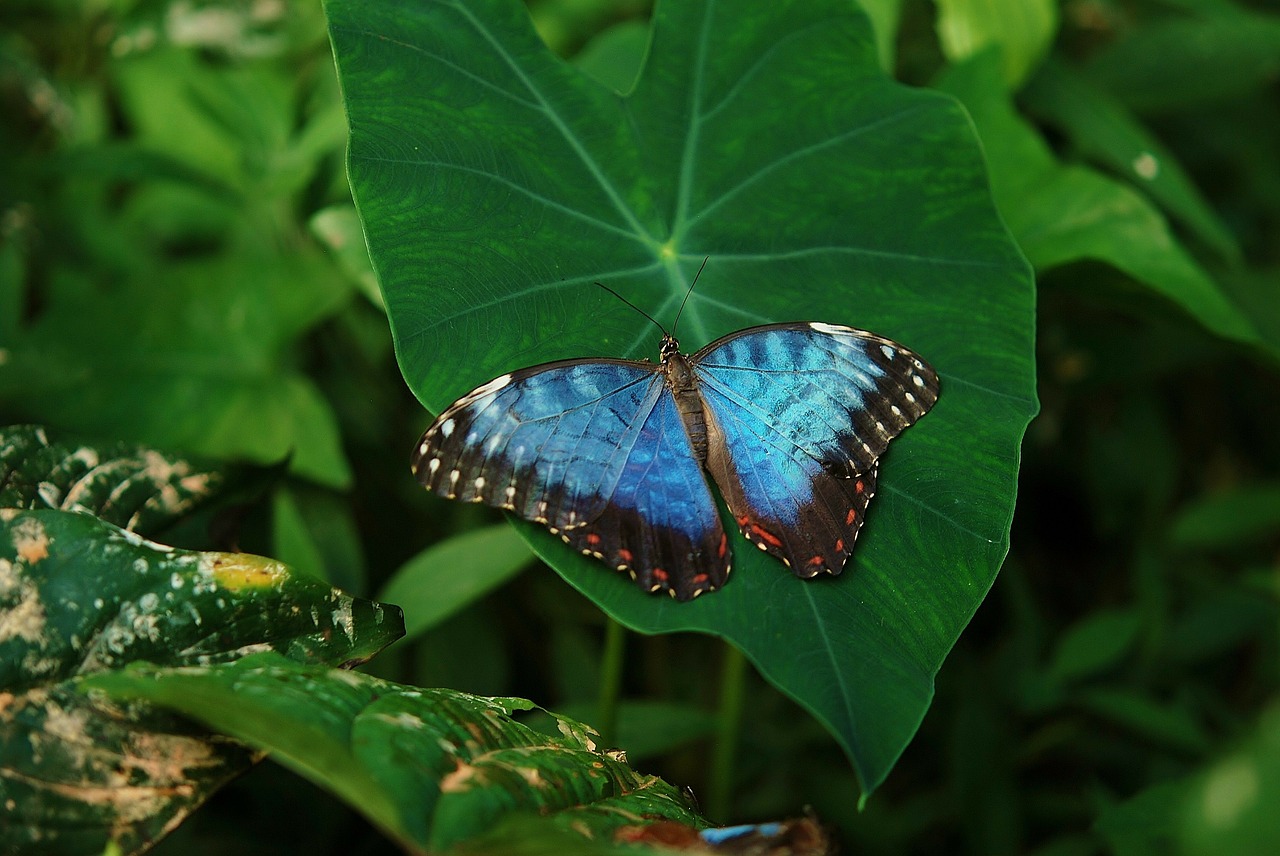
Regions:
[[411, 359, 729, 600], [692, 322, 938, 577]]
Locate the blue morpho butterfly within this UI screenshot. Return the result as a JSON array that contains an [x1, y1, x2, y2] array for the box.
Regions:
[[411, 269, 939, 601]]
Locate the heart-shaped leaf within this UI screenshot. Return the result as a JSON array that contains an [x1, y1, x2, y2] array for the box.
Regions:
[[329, 0, 1036, 794]]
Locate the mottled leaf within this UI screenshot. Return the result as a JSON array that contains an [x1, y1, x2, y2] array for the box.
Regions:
[[0, 509, 404, 855], [0, 425, 241, 537], [85, 653, 705, 854]]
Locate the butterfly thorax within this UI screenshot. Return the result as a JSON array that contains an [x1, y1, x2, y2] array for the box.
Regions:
[[660, 334, 710, 464]]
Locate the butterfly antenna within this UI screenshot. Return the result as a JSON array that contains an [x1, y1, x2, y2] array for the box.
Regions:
[[671, 256, 709, 337], [594, 281, 667, 337]]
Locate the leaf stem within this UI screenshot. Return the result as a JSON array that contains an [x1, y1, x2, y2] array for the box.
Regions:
[[708, 642, 747, 821], [595, 617, 626, 746]]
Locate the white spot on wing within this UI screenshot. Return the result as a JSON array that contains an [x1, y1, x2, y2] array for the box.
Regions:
[[809, 322, 848, 336], [880, 344, 895, 359], [470, 373, 512, 399], [439, 419, 455, 438]]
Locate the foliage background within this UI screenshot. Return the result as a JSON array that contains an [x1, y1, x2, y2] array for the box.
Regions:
[[2, 0, 1279, 854]]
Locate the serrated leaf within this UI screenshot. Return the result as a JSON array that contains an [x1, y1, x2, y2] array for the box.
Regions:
[[330, 0, 1036, 796], [0, 509, 404, 855], [85, 653, 706, 854]]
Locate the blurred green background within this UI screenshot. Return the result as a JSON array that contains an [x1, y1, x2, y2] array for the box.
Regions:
[[2, 0, 1279, 853]]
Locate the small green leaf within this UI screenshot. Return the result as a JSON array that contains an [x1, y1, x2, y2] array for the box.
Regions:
[[1169, 483, 1280, 550], [272, 486, 329, 582], [85, 653, 707, 853], [1083, 14, 1280, 114], [310, 204, 384, 309], [1096, 777, 1190, 856], [934, 0, 1058, 87], [1074, 688, 1211, 755], [858, 0, 905, 72], [0, 509, 404, 855], [572, 19, 649, 94], [379, 523, 534, 641], [1047, 608, 1141, 684]]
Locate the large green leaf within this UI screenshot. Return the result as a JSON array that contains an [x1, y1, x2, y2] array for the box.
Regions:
[[85, 653, 706, 854], [330, 0, 1035, 794], [0, 509, 404, 854]]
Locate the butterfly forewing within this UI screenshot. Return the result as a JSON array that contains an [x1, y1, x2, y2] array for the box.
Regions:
[[693, 322, 938, 577], [411, 358, 730, 600]]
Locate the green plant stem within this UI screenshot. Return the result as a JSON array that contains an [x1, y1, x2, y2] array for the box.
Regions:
[[708, 642, 747, 822], [595, 617, 625, 746]]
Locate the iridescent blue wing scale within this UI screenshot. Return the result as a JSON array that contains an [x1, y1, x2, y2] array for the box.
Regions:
[[692, 322, 939, 576], [410, 359, 729, 600]]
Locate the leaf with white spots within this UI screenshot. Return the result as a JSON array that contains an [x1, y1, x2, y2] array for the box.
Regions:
[[0, 509, 404, 855], [0, 424, 258, 537], [84, 652, 706, 853]]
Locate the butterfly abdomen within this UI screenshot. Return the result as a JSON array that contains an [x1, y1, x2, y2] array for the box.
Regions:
[[662, 346, 711, 465]]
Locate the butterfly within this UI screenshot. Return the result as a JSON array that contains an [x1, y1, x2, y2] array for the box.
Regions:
[[411, 321, 938, 600]]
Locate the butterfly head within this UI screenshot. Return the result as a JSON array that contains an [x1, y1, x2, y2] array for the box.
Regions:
[[659, 333, 682, 362]]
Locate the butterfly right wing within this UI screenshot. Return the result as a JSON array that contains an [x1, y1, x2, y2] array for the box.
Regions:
[[411, 359, 729, 600]]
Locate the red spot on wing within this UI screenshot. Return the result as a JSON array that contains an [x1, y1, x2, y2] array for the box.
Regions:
[[618, 548, 633, 563], [652, 568, 669, 582], [585, 533, 601, 546], [735, 515, 750, 527], [717, 532, 727, 558], [750, 524, 783, 549], [691, 573, 710, 585], [845, 509, 857, 526], [855, 480, 866, 494], [807, 555, 824, 567]]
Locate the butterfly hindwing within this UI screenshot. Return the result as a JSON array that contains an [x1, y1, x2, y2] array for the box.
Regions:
[[411, 359, 729, 600], [559, 387, 730, 600], [693, 322, 938, 576]]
